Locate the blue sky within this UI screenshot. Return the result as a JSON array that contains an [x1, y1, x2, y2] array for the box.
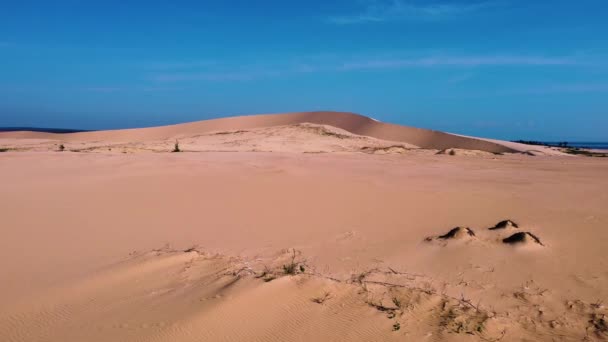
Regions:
[[1, 0, 607, 140]]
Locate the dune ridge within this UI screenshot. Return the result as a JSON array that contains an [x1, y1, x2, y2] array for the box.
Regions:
[[0, 111, 523, 154]]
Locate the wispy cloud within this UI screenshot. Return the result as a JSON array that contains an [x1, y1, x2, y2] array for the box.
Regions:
[[83, 86, 183, 93], [448, 83, 608, 98], [149, 70, 283, 82], [517, 83, 608, 94], [139, 60, 218, 70], [326, 0, 504, 24], [149, 53, 587, 83], [339, 55, 580, 70]]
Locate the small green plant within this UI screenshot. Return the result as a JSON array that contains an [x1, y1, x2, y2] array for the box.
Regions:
[[172, 140, 181, 153], [448, 149, 456, 156], [59, 144, 65, 152]]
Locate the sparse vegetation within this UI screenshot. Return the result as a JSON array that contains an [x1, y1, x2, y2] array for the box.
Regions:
[[513, 141, 608, 157], [212, 130, 248, 135], [360, 145, 409, 154], [513, 140, 570, 147], [254, 266, 277, 282], [282, 263, 297, 275], [563, 148, 608, 157], [172, 140, 181, 153], [59, 144, 65, 151], [248, 250, 308, 282], [263, 275, 276, 282], [282, 249, 305, 275], [0, 147, 9, 152], [147, 245, 603, 341], [300, 124, 351, 139], [439, 295, 491, 336], [256, 268, 277, 283], [392, 297, 403, 310], [311, 291, 332, 304], [588, 312, 608, 337], [435, 148, 457, 156]]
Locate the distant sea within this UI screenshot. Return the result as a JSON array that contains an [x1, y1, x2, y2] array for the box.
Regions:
[[0, 127, 93, 133]]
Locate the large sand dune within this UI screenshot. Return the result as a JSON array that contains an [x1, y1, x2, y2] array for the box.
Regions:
[[1, 112, 605, 341], [1, 111, 556, 154]]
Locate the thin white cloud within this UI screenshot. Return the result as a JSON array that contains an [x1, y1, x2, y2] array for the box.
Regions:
[[149, 54, 586, 83], [518, 83, 608, 94], [150, 70, 282, 82], [83, 86, 183, 93], [339, 55, 580, 70], [326, 0, 504, 24], [139, 60, 218, 70]]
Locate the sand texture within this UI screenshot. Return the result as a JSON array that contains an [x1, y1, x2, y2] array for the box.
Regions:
[[1, 112, 606, 341]]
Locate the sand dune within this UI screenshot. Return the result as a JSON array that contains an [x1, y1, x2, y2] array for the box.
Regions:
[[0, 123, 419, 154], [1, 112, 607, 341], [0, 111, 538, 154]]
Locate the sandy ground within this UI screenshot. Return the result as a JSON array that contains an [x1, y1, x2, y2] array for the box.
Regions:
[[1, 113, 607, 341]]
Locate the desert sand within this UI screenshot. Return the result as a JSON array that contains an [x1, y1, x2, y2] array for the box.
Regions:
[[1, 111, 607, 341]]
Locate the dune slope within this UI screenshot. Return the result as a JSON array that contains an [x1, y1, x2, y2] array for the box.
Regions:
[[0, 111, 519, 153]]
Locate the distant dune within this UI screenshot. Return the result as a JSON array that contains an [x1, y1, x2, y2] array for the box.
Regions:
[[0, 111, 555, 154]]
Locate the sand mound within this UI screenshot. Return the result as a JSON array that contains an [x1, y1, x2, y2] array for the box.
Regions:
[[503, 232, 544, 246], [0, 111, 522, 154], [489, 219, 519, 230], [438, 226, 477, 239], [426, 227, 477, 243]]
